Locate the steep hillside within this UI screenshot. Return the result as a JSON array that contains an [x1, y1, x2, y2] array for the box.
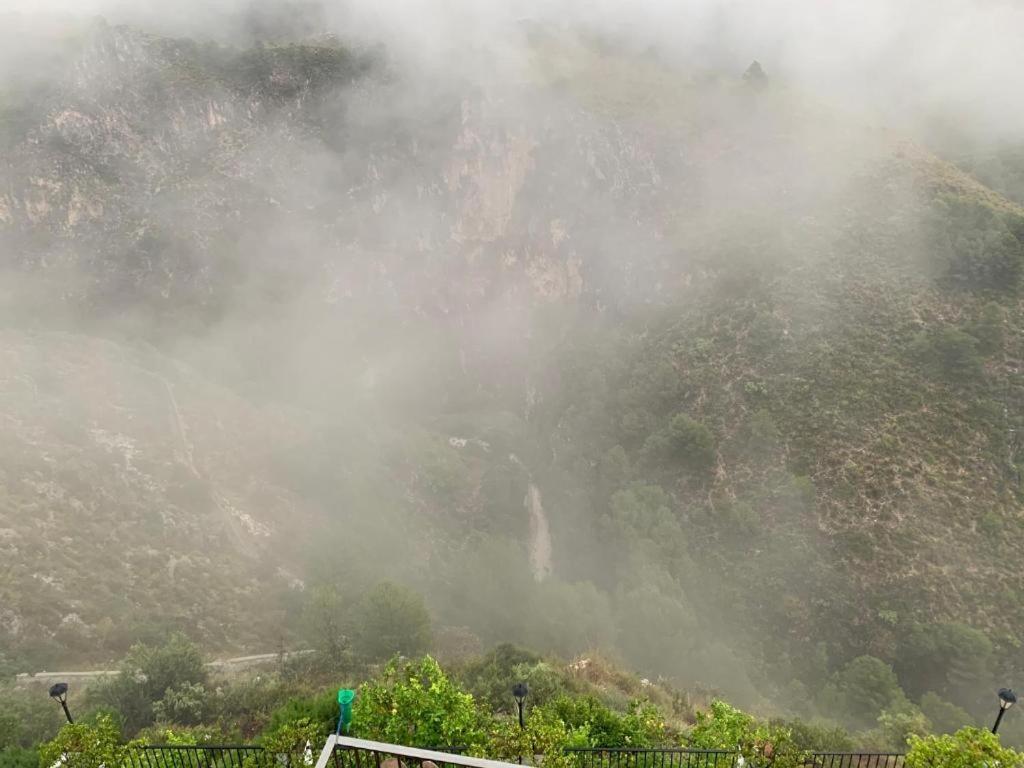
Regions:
[[2, 17, 1024, 734], [0, 331, 316, 659]]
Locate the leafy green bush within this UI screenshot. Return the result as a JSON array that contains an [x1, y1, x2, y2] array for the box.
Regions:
[[874, 702, 931, 750], [897, 622, 992, 706], [905, 726, 1024, 767], [152, 682, 209, 726], [771, 718, 854, 752], [133, 724, 239, 745], [911, 327, 984, 381], [484, 705, 587, 768], [641, 414, 716, 473], [820, 656, 907, 729], [459, 644, 553, 713], [0, 693, 62, 749], [970, 301, 1008, 355], [301, 584, 352, 665], [613, 581, 697, 680], [0, 747, 38, 768], [930, 196, 1024, 292], [919, 692, 975, 735], [39, 715, 127, 768], [352, 582, 432, 662], [687, 701, 807, 768], [88, 633, 208, 734], [352, 656, 486, 748], [606, 483, 687, 565], [260, 717, 324, 755], [688, 700, 754, 751], [544, 696, 666, 747], [265, 690, 338, 740]]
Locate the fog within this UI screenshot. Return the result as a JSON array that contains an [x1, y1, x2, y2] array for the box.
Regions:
[[2, 0, 1023, 735], [6, 0, 1024, 140]]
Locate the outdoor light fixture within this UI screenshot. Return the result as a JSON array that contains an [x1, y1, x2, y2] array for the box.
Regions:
[[48, 682, 73, 724], [512, 682, 529, 730], [993, 688, 1017, 734]]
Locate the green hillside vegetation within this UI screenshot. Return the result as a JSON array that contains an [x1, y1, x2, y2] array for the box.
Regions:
[[3, 20, 1024, 757], [6, 638, 1024, 767]]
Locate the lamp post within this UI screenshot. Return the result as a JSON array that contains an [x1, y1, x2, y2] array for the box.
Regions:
[[512, 682, 529, 766], [48, 682, 73, 724], [512, 682, 528, 730], [993, 688, 1017, 734]]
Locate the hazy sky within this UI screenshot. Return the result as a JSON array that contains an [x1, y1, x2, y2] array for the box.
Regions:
[[3, 0, 1022, 143]]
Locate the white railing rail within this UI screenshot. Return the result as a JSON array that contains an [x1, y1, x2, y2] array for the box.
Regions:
[[314, 738, 522, 768]]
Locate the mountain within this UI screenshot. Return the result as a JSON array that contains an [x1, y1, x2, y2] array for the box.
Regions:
[[2, 15, 1024, 728]]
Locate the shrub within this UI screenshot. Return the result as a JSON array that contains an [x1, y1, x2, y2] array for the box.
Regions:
[[39, 715, 125, 768], [545, 696, 666, 747], [0, 692, 62, 749], [613, 581, 697, 680], [666, 414, 716, 472], [688, 701, 807, 768], [89, 633, 208, 734], [352, 582, 432, 662], [151, 683, 209, 726], [919, 692, 975, 735], [897, 622, 992, 705], [716, 500, 759, 539], [260, 717, 324, 756], [911, 327, 983, 382], [641, 415, 716, 474], [459, 644, 546, 713], [688, 700, 754, 751], [772, 718, 855, 752], [485, 705, 587, 768], [930, 197, 1024, 292], [970, 301, 1007, 355], [874, 702, 931, 750], [134, 724, 239, 745], [905, 726, 1024, 767], [822, 656, 907, 729], [301, 584, 352, 665], [0, 747, 38, 768], [352, 656, 486, 749], [265, 690, 338, 739]]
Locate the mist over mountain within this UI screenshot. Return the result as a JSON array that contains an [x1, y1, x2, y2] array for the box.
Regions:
[[3, 0, 1024, 744]]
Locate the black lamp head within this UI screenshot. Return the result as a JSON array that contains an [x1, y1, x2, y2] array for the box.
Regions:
[[999, 688, 1017, 710], [512, 682, 529, 703], [49, 682, 69, 702]]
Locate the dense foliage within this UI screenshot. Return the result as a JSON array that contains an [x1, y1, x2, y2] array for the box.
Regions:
[[905, 727, 1024, 768], [13, 645, 1024, 768], [352, 657, 485, 749], [39, 715, 128, 768], [88, 633, 208, 733]]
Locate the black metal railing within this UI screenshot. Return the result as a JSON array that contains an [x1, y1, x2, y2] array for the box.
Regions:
[[130, 743, 905, 768], [804, 755, 904, 768], [127, 745, 300, 768], [563, 748, 905, 768], [565, 747, 738, 768]]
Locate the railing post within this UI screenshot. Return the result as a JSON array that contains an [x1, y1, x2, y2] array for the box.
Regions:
[[314, 736, 340, 768]]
